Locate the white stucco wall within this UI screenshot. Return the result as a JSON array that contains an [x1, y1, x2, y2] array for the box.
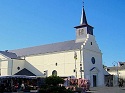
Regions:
[[0, 54, 8, 75], [108, 70, 125, 79], [0, 54, 25, 75], [25, 50, 83, 78], [76, 27, 87, 43], [119, 70, 125, 79], [83, 34, 104, 87], [1, 60, 8, 75], [11, 59, 25, 75]]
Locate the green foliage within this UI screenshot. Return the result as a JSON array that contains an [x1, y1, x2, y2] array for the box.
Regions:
[[39, 76, 73, 93], [45, 75, 64, 86]]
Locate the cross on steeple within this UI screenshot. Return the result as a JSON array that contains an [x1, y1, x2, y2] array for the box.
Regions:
[[74, 0, 93, 29], [82, 0, 84, 8]]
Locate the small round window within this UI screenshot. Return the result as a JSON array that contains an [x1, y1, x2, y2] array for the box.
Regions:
[[17, 67, 20, 70], [91, 57, 95, 64]]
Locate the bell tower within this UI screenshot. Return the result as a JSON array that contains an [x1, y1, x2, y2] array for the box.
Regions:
[[74, 5, 93, 43]]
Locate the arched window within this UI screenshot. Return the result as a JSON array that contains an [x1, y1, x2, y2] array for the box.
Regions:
[[52, 70, 57, 76]]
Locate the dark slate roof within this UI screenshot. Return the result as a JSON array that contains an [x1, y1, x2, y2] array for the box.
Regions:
[[0, 51, 18, 59], [80, 7, 88, 25], [14, 68, 36, 76], [9, 40, 83, 57], [74, 7, 93, 29]]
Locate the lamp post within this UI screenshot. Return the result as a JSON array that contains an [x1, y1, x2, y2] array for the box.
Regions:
[[112, 61, 119, 86], [74, 51, 77, 78], [80, 48, 82, 78]]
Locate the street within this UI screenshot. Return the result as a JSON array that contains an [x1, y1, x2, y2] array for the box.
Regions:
[[88, 86, 125, 93]]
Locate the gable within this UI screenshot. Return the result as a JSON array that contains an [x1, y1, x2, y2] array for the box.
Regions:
[[14, 68, 36, 76], [90, 67, 99, 73], [83, 34, 101, 53]]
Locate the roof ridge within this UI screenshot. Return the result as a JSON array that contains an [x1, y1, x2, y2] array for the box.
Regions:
[[8, 40, 82, 57], [9, 40, 75, 51]]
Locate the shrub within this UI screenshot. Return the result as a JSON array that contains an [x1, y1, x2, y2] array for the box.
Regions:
[[39, 76, 73, 93], [45, 75, 64, 86]]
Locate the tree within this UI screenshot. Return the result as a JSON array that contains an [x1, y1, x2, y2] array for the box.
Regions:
[[45, 75, 64, 86], [39, 75, 73, 93]]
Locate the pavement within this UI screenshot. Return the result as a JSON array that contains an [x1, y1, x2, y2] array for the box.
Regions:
[[87, 86, 125, 93], [2, 87, 125, 93]]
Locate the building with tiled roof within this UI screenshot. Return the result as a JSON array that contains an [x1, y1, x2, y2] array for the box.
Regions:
[[106, 62, 125, 79]]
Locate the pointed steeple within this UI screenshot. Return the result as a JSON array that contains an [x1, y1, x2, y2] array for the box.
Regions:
[[80, 6, 88, 25], [74, 1, 94, 41], [74, 1, 91, 28]]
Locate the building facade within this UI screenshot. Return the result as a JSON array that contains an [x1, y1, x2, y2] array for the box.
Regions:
[[0, 6, 106, 87], [106, 62, 125, 86]]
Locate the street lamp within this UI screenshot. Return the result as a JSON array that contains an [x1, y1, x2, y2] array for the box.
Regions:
[[112, 61, 119, 86], [74, 51, 77, 78]]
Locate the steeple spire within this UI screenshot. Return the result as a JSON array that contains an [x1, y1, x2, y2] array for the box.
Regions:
[[74, 0, 94, 40], [80, 1, 88, 25]]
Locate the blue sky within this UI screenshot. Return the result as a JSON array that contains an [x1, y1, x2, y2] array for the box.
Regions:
[[0, 0, 125, 67]]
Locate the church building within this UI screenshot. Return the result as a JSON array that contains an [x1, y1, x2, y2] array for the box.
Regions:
[[0, 6, 106, 87]]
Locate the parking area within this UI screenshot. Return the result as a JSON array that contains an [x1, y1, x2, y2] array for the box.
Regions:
[[88, 86, 125, 93]]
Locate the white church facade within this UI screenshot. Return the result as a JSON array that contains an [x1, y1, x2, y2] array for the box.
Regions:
[[0, 6, 107, 87]]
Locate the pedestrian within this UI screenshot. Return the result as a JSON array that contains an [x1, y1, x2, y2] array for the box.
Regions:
[[21, 81, 25, 91], [106, 80, 109, 87]]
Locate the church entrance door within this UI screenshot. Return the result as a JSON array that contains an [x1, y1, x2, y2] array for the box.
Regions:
[[93, 75, 97, 87]]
